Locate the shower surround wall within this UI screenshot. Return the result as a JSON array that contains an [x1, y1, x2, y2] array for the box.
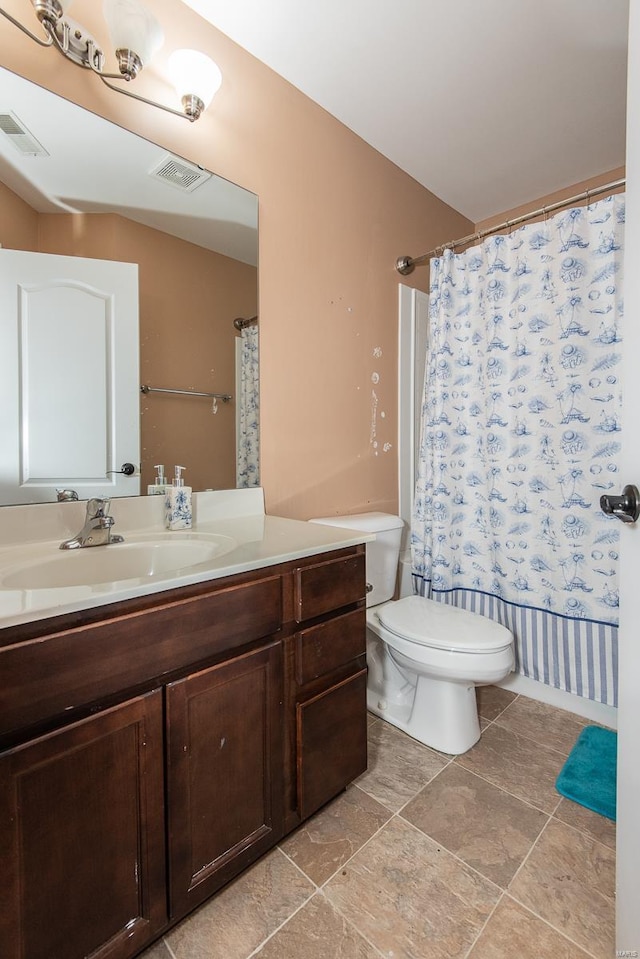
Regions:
[[412, 193, 625, 707]]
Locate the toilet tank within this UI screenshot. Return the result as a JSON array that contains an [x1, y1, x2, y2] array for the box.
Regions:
[[308, 512, 404, 607]]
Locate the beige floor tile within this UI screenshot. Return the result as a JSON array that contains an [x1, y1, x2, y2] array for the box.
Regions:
[[401, 764, 548, 887], [254, 893, 383, 958], [324, 816, 500, 959], [280, 784, 391, 886], [476, 685, 518, 721], [165, 848, 314, 959], [468, 896, 592, 958], [355, 719, 449, 812], [554, 796, 616, 849], [137, 940, 173, 959], [455, 722, 564, 812], [494, 695, 587, 756], [508, 818, 615, 959]]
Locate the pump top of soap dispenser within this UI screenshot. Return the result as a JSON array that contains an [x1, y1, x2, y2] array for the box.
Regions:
[[173, 465, 186, 487], [154, 465, 166, 484]]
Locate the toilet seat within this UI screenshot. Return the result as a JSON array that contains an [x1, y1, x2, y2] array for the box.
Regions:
[[377, 596, 513, 654]]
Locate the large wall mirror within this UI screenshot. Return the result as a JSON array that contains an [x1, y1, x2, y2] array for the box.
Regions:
[[0, 66, 258, 507]]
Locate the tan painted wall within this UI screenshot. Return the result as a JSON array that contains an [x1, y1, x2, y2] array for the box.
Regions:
[[1, 186, 256, 492], [475, 167, 626, 233], [0, 179, 38, 248], [0, 0, 472, 520]]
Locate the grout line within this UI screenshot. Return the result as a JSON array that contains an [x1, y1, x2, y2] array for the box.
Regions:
[[162, 939, 179, 959], [547, 808, 618, 853], [461, 889, 507, 959], [276, 844, 323, 891], [501, 809, 555, 892], [450, 757, 560, 818], [319, 893, 388, 959], [244, 887, 319, 959], [502, 892, 604, 959], [490, 714, 578, 759], [392, 814, 505, 896]]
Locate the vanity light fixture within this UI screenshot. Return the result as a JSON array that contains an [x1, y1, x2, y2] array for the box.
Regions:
[[0, 0, 222, 122]]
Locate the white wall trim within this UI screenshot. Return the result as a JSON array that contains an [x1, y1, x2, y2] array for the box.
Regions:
[[499, 671, 617, 729]]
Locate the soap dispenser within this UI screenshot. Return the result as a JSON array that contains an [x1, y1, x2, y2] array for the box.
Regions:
[[165, 465, 192, 530], [147, 464, 167, 496]]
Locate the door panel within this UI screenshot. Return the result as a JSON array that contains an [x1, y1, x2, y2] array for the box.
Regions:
[[166, 640, 284, 919], [0, 690, 166, 959], [0, 249, 139, 504]]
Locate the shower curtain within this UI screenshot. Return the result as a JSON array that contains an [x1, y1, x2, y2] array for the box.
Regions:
[[236, 325, 260, 487], [412, 193, 625, 706]]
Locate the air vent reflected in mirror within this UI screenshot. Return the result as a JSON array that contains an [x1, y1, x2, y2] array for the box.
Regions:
[[0, 112, 49, 157], [149, 153, 212, 193]]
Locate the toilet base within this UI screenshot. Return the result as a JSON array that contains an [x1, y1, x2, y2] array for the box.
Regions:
[[367, 674, 481, 755]]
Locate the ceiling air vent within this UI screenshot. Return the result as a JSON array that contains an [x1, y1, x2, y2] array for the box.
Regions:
[[0, 112, 48, 157], [149, 154, 212, 193]]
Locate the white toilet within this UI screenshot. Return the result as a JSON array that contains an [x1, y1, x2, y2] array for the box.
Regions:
[[309, 512, 515, 754]]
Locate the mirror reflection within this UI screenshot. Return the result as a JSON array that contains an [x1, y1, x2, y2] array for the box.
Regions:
[[0, 66, 259, 506]]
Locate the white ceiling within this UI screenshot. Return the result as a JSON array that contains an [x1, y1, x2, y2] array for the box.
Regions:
[[182, 0, 630, 223]]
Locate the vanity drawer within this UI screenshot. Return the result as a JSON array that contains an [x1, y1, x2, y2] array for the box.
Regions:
[[295, 608, 365, 686], [293, 553, 365, 623], [0, 574, 283, 739]]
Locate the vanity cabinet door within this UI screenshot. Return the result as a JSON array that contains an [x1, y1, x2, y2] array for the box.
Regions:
[[0, 690, 166, 959], [296, 668, 368, 820], [166, 639, 284, 919]]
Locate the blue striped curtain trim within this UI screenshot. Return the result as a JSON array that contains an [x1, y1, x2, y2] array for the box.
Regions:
[[413, 574, 618, 706]]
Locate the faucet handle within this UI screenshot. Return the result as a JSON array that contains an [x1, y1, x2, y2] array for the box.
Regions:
[[56, 488, 79, 502], [86, 497, 111, 517]]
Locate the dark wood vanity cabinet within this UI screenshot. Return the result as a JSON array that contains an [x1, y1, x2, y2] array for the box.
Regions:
[[0, 544, 366, 959]]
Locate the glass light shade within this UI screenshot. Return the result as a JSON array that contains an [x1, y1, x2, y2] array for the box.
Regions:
[[102, 0, 164, 66], [168, 50, 222, 110]]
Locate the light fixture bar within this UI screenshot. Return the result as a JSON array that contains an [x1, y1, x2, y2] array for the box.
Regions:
[[0, 4, 53, 46], [0, 1, 221, 123]]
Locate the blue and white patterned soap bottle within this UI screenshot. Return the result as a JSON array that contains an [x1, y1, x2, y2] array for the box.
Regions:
[[165, 465, 192, 530]]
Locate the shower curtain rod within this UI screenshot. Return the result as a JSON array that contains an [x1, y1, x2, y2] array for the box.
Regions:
[[140, 385, 232, 402], [395, 176, 626, 275], [233, 315, 258, 330]]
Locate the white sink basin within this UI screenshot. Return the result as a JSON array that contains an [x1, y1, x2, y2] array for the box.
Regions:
[[2, 534, 237, 590]]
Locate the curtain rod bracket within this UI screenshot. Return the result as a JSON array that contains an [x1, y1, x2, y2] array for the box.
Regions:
[[396, 255, 415, 276]]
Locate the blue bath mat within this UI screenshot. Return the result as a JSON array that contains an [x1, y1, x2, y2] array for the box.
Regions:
[[555, 725, 617, 821]]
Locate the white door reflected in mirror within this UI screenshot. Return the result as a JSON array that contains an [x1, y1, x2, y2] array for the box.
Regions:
[[0, 249, 140, 505]]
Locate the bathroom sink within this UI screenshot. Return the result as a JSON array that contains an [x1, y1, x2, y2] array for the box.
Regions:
[[1, 533, 237, 590]]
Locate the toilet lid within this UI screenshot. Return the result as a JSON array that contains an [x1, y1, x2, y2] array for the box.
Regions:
[[377, 596, 513, 653]]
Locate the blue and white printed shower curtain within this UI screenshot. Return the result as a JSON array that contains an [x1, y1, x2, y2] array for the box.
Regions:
[[412, 194, 625, 706], [236, 325, 260, 487]]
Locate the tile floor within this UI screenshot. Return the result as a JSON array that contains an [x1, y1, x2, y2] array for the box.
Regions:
[[142, 687, 616, 959]]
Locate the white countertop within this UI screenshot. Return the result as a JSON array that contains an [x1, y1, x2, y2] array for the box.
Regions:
[[0, 490, 372, 630]]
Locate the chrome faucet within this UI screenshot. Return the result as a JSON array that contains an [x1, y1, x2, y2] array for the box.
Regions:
[[56, 488, 79, 502], [59, 498, 124, 550]]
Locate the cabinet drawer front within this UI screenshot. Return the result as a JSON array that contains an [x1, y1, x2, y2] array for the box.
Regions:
[[0, 575, 282, 740], [296, 668, 367, 820], [293, 554, 365, 623], [295, 609, 365, 685]]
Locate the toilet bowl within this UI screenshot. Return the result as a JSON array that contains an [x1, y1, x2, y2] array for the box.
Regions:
[[367, 596, 513, 754], [309, 512, 515, 755]]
